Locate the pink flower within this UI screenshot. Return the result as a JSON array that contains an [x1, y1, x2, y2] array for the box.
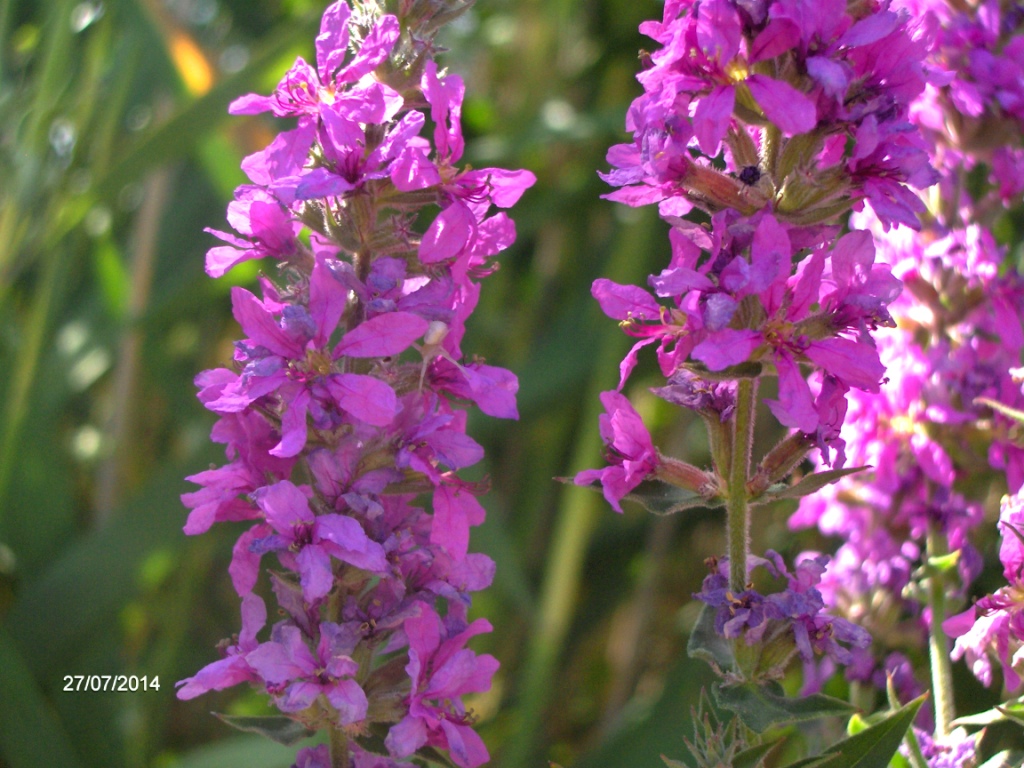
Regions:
[[574, 391, 660, 512], [385, 607, 497, 768]]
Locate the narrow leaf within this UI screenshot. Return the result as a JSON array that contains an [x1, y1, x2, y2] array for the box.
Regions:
[[733, 737, 785, 768], [927, 550, 961, 573], [715, 680, 856, 733], [996, 704, 1024, 728], [213, 713, 313, 746], [779, 695, 925, 768], [622, 478, 722, 515], [753, 466, 867, 505]]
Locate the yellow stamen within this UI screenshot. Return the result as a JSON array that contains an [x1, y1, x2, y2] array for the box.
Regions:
[[725, 58, 749, 84]]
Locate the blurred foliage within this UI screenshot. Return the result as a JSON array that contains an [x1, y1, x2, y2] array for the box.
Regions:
[[0, 1, 894, 767]]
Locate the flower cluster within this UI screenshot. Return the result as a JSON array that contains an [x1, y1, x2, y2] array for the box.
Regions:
[[900, 0, 1024, 210], [695, 551, 870, 682], [602, 0, 936, 229], [787, 0, 1024, 712], [177, 4, 534, 766], [945, 489, 1024, 691], [576, 0, 934, 699], [590, 212, 899, 444]]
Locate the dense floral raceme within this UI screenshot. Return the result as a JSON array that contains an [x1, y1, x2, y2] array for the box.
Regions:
[[945, 491, 1024, 691], [573, 0, 942, 696], [177, 3, 534, 766], [787, 0, 1024, 709], [576, 0, 940, 503], [601, 0, 937, 230]]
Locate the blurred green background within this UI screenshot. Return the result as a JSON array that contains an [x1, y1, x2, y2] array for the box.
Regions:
[[0, 1, 869, 766]]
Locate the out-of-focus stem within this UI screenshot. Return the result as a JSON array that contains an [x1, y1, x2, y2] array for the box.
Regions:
[[726, 378, 756, 593], [95, 160, 174, 524], [329, 726, 351, 768], [926, 524, 955, 737]]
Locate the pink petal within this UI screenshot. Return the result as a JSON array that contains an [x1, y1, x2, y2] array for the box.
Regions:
[[746, 75, 817, 136], [316, 514, 388, 573], [296, 544, 335, 602], [419, 203, 477, 263], [592, 278, 662, 320], [692, 329, 762, 370], [255, 480, 315, 528], [326, 373, 398, 427], [335, 312, 430, 357], [693, 85, 735, 156], [272, 386, 310, 458], [806, 337, 885, 392], [765, 354, 818, 433], [385, 715, 429, 758], [316, 1, 351, 78], [432, 485, 485, 561], [440, 719, 490, 768], [231, 287, 300, 359]]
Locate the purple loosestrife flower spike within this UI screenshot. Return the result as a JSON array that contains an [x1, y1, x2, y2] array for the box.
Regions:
[[582, 0, 943, 701], [179, 3, 534, 766]]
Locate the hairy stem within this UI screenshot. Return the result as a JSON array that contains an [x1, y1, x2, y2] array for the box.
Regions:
[[727, 379, 757, 593], [329, 726, 351, 768], [926, 524, 956, 737]]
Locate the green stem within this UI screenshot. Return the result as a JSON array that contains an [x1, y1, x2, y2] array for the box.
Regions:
[[926, 525, 955, 737], [761, 124, 782, 182], [329, 726, 350, 768], [727, 378, 756, 594]]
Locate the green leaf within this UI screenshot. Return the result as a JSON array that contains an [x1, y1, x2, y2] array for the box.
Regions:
[[172, 734, 321, 768], [977, 750, 1018, 768], [569, 476, 722, 515], [996, 703, 1024, 728], [732, 737, 784, 768], [621, 478, 723, 515], [846, 712, 869, 735], [753, 467, 868, 505], [952, 699, 1024, 728], [0, 628, 84, 768], [714, 680, 856, 733], [687, 603, 735, 672], [780, 695, 924, 768], [213, 713, 314, 746], [926, 550, 960, 573]]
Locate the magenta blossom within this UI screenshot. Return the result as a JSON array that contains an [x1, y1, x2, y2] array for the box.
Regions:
[[247, 622, 368, 725], [230, 479, 387, 602], [385, 606, 498, 768], [574, 390, 660, 512]]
